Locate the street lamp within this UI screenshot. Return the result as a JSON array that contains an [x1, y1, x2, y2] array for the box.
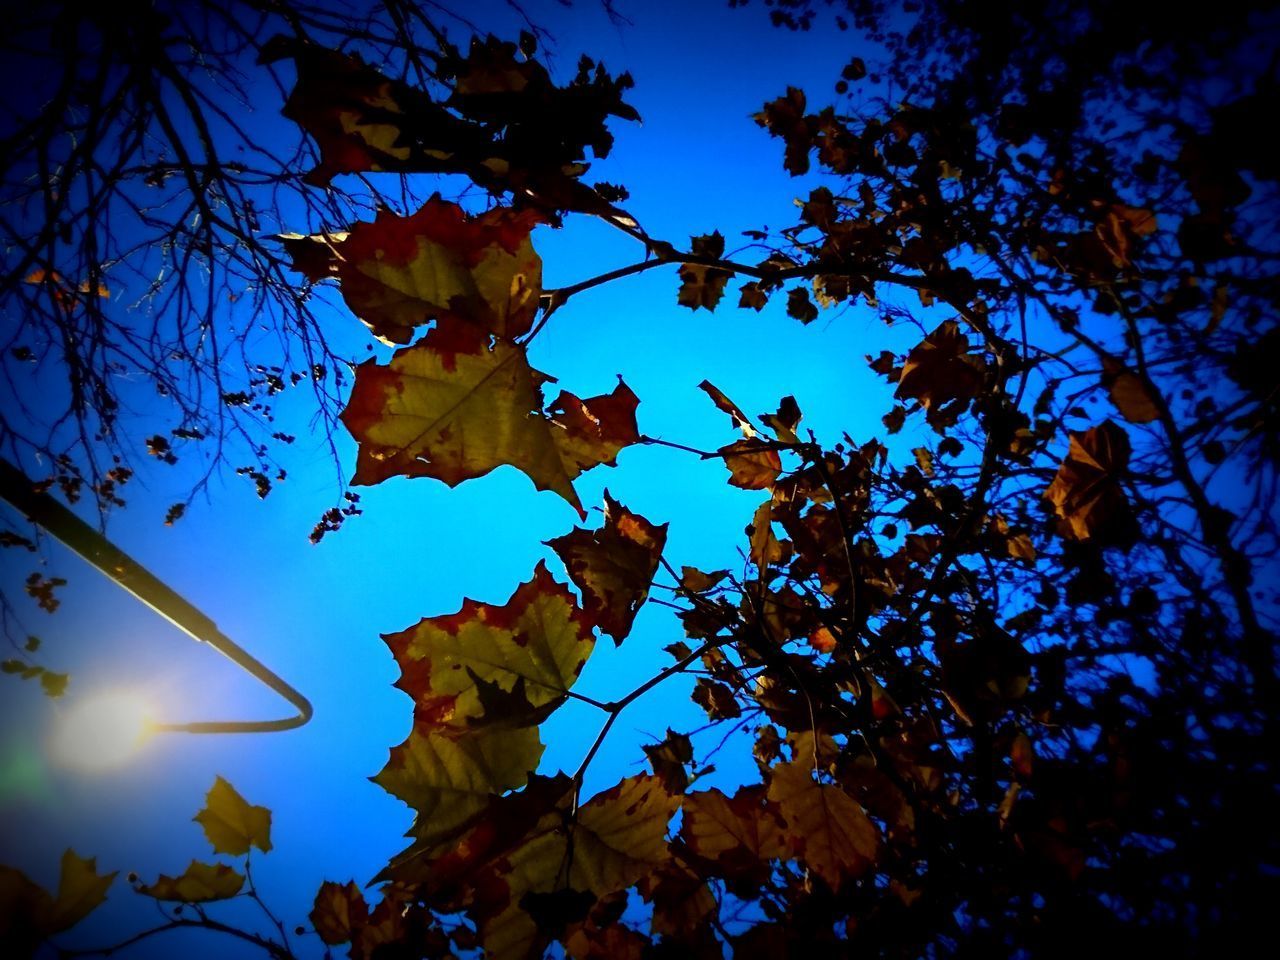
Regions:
[[0, 458, 312, 748]]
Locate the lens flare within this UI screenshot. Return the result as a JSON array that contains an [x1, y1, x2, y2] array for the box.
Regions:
[[50, 691, 153, 772]]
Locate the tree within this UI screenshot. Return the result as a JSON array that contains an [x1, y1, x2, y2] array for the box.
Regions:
[[2, 0, 1277, 957]]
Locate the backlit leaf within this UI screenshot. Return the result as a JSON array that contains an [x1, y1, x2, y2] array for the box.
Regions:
[[895, 319, 987, 410], [718, 439, 782, 490], [1104, 365, 1160, 424], [376, 725, 544, 846], [698, 380, 757, 437], [1043, 420, 1132, 541], [42, 851, 116, 934], [682, 785, 788, 867], [193, 776, 272, 856], [341, 323, 639, 515], [384, 562, 595, 730], [310, 880, 368, 945], [140, 861, 244, 902], [547, 492, 668, 643], [335, 199, 543, 344], [767, 761, 879, 889]]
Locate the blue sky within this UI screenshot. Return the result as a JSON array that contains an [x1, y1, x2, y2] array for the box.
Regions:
[[0, 2, 928, 954]]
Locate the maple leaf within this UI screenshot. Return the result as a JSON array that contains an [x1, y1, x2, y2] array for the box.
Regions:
[[1043, 420, 1133, 541], [681, 784, 788, 874], [636, 862, 717, 940], [341, 323, 640, 515], [376, 725, 544, 848], [139, 861, 244, 902], [1102, 361, 1160, 424], [718, 438, 783, 490], [193, 776, 272, 856], [642, 728, 694, 793], [474, 775, 680, 959], [334, 199, 544, 344], [547, 491, 668, 643], [310, 880, 368, 946], [767, 761, 879, 889], [262, 40, 424, 185], [677, 233, 732, 311], [383, 562, 594, 735], [895, 319, 988, 410], [276, 231, 348, 282], [0, 849, 116, 953]]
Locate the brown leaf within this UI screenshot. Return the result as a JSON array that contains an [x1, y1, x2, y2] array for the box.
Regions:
[[698, 379, 757, 437], [310, 880, 368, 945], [1103, 363, 1160, 424], [767, 761, 879, 889], [895, 319, 988, 410], [1043, 420, 1133, 541], [719, 439, 782, 490], [547, 492, 668, 643]]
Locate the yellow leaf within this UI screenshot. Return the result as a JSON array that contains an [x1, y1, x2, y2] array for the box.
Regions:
[[140, 861, 244, 902], [767, 761, 879, 889], [341, 324, 639, 516], [42, 850, 116, 934], [375, 725, 544, 847], [335, 200, 543, 344], [383, 562, 596, 730], [193, 776, 273, 856]]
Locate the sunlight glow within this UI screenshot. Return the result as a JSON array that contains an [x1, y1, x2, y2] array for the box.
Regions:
[[50, 691, 154, 772]]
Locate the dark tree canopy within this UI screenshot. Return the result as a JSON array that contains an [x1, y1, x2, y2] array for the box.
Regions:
[[2, 0, 1278, 958]]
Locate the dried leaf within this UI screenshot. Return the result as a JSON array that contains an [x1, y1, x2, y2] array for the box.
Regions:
[[547, 492, 668, 643]]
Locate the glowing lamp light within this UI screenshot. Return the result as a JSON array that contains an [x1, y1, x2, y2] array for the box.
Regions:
[[1, 457, 312, 762], [50, 691, 155, 772]]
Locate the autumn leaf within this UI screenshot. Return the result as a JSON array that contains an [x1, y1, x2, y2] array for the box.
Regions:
[[747, 500, 788, 568], [698, 379, 758, 437], [692, 678, 741, 720], [140, 861, 244, 902], [276, 231, 348, 282], [1043, 420, 1132, 541], [482, 775, 679, 958], [739, 282, 769, 310], [642, 728, 693, 793], [767, 760, 879, 889], [335, 199, 543, 344], [310, 880, 369, 945], [341, 323, 640, 515], [193, 776, 272, 856], [376, 725, 544, 848], [718, 439, 783, 490], [682, 784, 788, 872], [262, 39, 420, 185], [0, 849, 116, 953], [786, 287, 818, 324], [383, 562, 595, 730], [1103, 361, 1160, 424], [895, 319, 988, 410], [547, 491, 668, 643], [677, 233, 732, 311]]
